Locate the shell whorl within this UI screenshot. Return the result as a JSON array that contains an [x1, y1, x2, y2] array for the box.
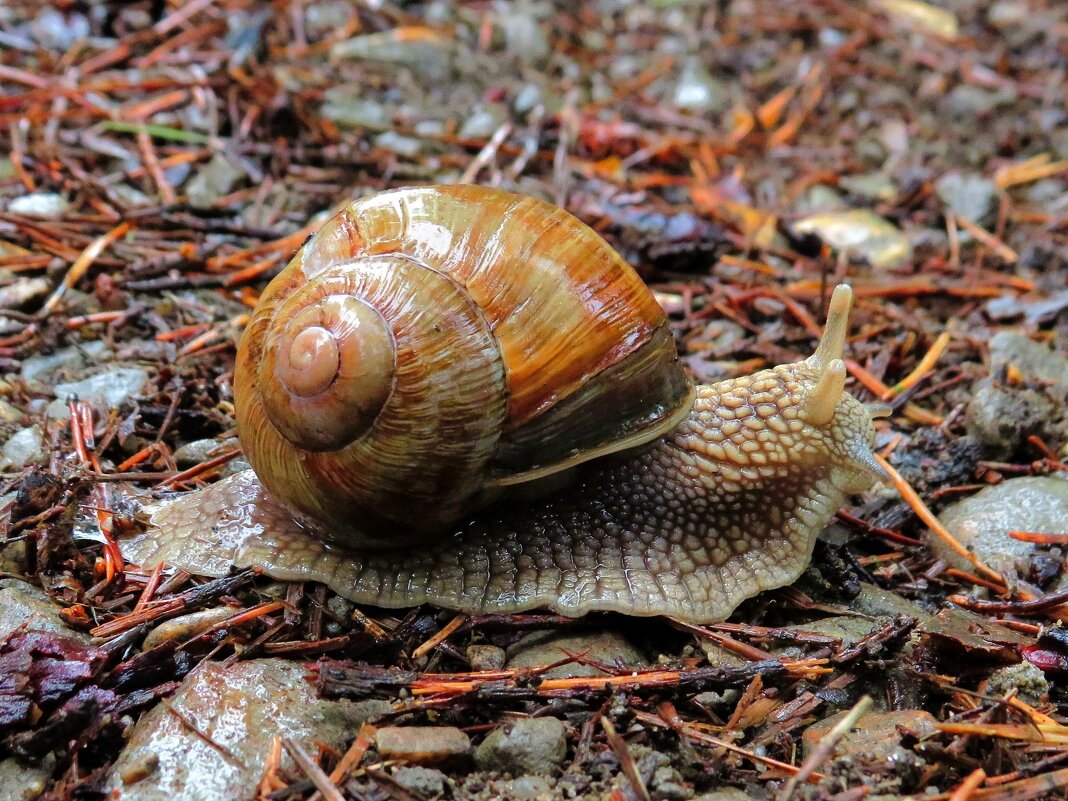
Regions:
[[261, 285, 395, 451], [236, 254, 508, 547], [234, 185, 694, 548]]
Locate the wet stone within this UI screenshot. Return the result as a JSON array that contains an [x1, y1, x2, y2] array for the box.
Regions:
[[802, 708, 937, 765], [186, 154, 244, 210], [1, 426, 43, 470], [792, 209, 912, 270], [466, 643, 506, 671], [506, 629, 645, 678], [935, 476, 1068, 584], [473, 717, 567, 776], [105, 660, 387, 801], [142, 606, 242, 650], [47, 367, 149, 419], [393, 766, 447, 797], [0, 579, 88, 644], [21, 340, 111, 388], [375, 726, 472, 767], [498, 775, 555, 800], [986, 662, 1049, 705], [935, 171, 996, 224], [692, 789, 756, 801], [967, 332, 1068, 454], [172, 438, 224, 469]]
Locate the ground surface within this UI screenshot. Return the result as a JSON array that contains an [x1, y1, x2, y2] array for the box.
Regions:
[[1, 1, 1068, 800]]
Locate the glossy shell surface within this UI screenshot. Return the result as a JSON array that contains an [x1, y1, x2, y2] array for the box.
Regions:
[[235, 185, 694, 545]]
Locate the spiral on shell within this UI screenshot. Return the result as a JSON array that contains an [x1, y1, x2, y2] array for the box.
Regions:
[[235, 186, 695, 549]]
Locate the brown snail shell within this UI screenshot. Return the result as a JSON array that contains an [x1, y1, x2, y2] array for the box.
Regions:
[[235, 186, 694, 547]]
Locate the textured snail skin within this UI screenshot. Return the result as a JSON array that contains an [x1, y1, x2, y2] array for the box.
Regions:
[[122, 351, 882, 623]]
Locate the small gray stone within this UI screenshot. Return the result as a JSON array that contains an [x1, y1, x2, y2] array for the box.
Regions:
[[936, 171, 996, 223], [967, 332, 1068, 453], [220, 457, 251, 479], [986, 662, 1049, 705], [651, 764, 692, 800], [172, 439, 224, 469], [474, 717, 567, 776], [466, 644, 506, 671], [673, 59, 730, 113], [935, 477, 1068, 583], [48, 367, 149, 419], [692, 790, 755, 801], [186, 154, 244, 210], [392, 766, 447, 797], [1, 426, 43, 470], [500, 8, 549, 65], [21, 341, 111, 387], [796, 185, 847, 214], [499, 775, 554, 800], [940, 85, 1013, 118], [106, 660, 385, 801], [0, 276, 49, 309], [839, 173, 898, 202], [506, 629, 645, 679]]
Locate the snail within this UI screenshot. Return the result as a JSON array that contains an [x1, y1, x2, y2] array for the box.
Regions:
[[120, 185, 888, 624]]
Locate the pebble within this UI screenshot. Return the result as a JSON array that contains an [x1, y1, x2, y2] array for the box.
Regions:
[[142, 606, 243, 651], [968, 332, 1068, 453], [0, 401, 20, 425], [172, 438, 225, 469], [935, 171, 996, 223], [106, 660, 389, 801], [186, 154, 244, 210], [0, 276, 49, 309], [986, 662, 1049, 705], [47, 367, 149, 419], [21, 341, 111, 388], [940, 85, 1013, 119], [838, 173, 898, 202], [935, 476, 1068, 584], [8, 192, 69, 217], [331, 31, 452, 72], [500, 7, 550, 65], [692, 790, 755, 801], [1, 426, 43, 470], [466, 643, 506, 671], [673, 59, 730, 113], [375, 726, 472, 767], [873, 0, 959, 38], [498, 775, 554, 800], [393, 766, 447, 797], [506, 629, 645, 679], [0, 579, 89, 643], [802, 708, 937, 764], [30, 8, 89, 51], [474, 717, 567, 776], [0, 754, 54, 801], [792, 209, 912, 270], [796, 185, 846, 214]]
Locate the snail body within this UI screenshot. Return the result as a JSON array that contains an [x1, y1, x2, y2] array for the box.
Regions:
[[122, 186, 886, 623]]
